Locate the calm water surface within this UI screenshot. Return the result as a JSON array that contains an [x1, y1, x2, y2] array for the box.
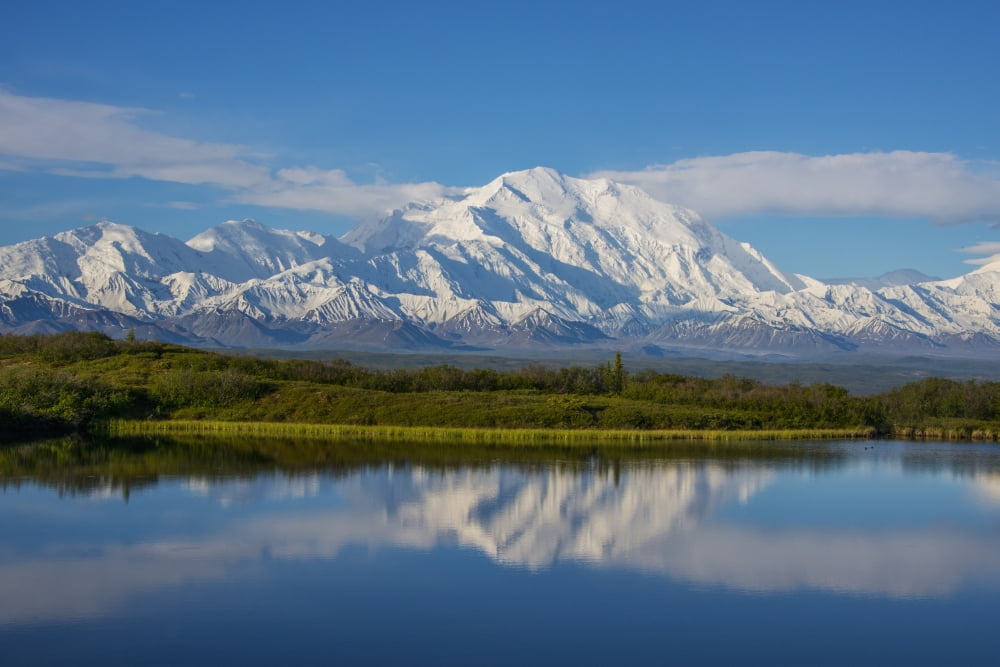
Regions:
[[1, 438, 999, 665]]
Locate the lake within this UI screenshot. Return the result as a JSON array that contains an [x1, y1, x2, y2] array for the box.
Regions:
[[1, 437, 999, 665]]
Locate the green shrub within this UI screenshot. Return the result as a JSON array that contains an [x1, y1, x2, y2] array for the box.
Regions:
[[149, 368, 269, 408], [0, 365, 135, 426]]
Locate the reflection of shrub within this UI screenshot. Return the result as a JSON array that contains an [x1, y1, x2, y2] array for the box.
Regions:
[[149, 368, 267, 408]]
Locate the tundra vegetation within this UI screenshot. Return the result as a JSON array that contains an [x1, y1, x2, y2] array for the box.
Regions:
[[2, 331, 1000, 442]]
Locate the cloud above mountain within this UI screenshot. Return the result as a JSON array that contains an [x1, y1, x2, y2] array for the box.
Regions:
[[235, 166, 456, 217], [591, 151, 1000, 225], [0, 90, 269, 188], [959, 241, 1000, 266], [4, 90, 1000, 227], [0, 90, 448, 217]]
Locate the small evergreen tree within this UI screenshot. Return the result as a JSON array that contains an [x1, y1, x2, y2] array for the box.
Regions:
[[612, 352, 625, 394]]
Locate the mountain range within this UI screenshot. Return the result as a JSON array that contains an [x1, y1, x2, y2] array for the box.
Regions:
[[1, 166, 998, 358]]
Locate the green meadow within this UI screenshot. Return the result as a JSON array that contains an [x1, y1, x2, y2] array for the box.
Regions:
[[2, 331, 1000, 443]]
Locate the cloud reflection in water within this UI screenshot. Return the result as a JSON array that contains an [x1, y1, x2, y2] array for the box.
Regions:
[[2, 460, 999, 626]]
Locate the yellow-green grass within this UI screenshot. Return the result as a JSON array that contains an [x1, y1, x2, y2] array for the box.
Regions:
[[891, 425, 1000, 441], [98, 419, 877, 445]]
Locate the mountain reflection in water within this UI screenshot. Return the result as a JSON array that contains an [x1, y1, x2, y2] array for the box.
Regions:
[[1, 439, 1000, 629]]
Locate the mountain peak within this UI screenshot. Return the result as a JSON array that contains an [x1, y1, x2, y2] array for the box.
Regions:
[[216, 218, 267, 233], [188, 219, 327, 252], [498, 166, 565, 187], [506, 165, 562, 178], [340, 168, 807, 313], [52, 221, 184, 261], [55, 220, 139, 243], [478, 167, 616, 206], [186, 219, 343, 282], [93, 219, 130, 231]]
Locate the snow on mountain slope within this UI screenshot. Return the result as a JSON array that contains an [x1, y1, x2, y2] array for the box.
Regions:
[[343, 167, 809, 327], [188, 219, 355, 282], [0, 219, 361, 320], [0, 221, 205, 315], [0, 168, 998, 355]]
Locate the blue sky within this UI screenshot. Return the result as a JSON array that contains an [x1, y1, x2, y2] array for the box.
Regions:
[[2, 0, 999, 279]]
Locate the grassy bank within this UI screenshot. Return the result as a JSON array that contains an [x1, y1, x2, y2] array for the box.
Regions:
[[4, 332, 1000, 442], [97, 419, 877, 445], [890, 425, 1000, 441]]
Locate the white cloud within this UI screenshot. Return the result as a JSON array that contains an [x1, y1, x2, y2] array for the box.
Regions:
[[0, 90, 450, 219], [959, 241, 1000, 266], [0, 90, 270, 188], [236, 166, 456, 217], [12, 90, 1000, 228], [590, 151, 1000, 225]]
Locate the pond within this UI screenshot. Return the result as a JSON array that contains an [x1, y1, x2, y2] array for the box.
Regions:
[[1, 438, 999, 665]]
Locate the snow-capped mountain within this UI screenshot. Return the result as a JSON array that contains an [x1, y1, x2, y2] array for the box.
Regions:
[[1, 166, 999, 357]]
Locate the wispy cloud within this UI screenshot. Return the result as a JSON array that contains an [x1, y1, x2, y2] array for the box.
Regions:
[[959, 241, 1000, 265], [0, 90, 270, 188], [591, 151, 1000, 225], [0, 90, 449, 218], [8, 90, 1000, 228], [236, 166, 455, 217]]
